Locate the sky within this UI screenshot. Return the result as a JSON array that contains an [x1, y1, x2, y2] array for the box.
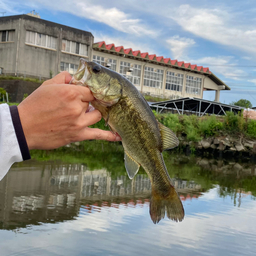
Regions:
[[1, 0, 256, 105]]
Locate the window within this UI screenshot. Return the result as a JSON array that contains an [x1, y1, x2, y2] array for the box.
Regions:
[[93, 55, 105, 65], [25, 31, 56, 49], [143, 67, 163, 88], [0, 30, 15, 42], [60, 62, 78, 74], [93, 55, 117, 71], [119, 61, 141, 85], [165, 72, 183, 92], [185, 75, 202, 95], [62, 39, 88, 56], [108, 59, 117, 71]]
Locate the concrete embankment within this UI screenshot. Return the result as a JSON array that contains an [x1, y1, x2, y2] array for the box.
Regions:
[[0, 79, 40, 102], [179, 136, 256, 159]]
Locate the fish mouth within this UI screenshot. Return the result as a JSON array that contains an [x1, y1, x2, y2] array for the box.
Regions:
[[70, 58, 90, 86]]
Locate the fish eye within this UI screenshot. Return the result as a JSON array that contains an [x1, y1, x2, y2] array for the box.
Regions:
[[93, 65, 101, 73]]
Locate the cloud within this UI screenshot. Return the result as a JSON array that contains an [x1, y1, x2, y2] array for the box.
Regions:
[[166, 36, 195, 59], [171, 5, 256, 55], [249, 79, 256, 85], [0, 0, 21, 14], [93, 32, 162, 55], [190, 56, 247, 81], [242, 56, 252, 60], [74, 2, 155, 36], [7, 0, 156, 37]]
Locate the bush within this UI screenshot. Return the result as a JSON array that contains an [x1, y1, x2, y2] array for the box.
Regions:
[[0, 87, 7, 101], [180, 115, 201, 141], [162, 113, 182, 134], [198, 115, 223, 137], [247, 120, 256, 138], [224, 111, 245, 132]]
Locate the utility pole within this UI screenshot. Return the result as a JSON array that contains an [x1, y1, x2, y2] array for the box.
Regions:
[[0, 12, 6, 16]]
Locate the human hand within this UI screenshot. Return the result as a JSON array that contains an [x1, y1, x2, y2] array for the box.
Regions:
[[18, 71, 121, 150]]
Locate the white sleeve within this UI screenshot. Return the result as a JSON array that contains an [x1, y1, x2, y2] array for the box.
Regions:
[[0, 103, 30, 181]]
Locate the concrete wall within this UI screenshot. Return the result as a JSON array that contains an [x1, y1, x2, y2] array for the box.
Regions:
[[0, 15, 93, 79], [0, 79, 41, 102], [0, 18, 19, 72], [20, 18, 59, 77], [204, 76, 219, 90]]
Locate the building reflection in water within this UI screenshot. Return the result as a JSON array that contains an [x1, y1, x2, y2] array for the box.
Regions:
[[0, 163, 202, 230]]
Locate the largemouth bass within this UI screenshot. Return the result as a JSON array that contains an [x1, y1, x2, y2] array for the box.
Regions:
[[71, 59, 184, 223]]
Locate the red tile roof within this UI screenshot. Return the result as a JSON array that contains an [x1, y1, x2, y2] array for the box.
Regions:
[[140, 52, 149, 58], [93, 41, 211, 74]]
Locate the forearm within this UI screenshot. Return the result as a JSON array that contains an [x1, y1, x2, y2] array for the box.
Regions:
[[0, 104, 30, 181]]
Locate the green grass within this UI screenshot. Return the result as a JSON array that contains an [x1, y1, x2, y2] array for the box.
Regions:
[[155, 111, 256, 141], [143, 94, 169, 102], [0, 75, 43, 84], [89, 111, 256, 141]]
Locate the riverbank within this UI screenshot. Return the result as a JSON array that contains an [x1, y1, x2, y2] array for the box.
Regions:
[[155, 111, 256, 158], [87, 111, 256, 158]]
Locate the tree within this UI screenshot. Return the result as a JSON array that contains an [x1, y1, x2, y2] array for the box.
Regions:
[[230, 99, 252, 108]]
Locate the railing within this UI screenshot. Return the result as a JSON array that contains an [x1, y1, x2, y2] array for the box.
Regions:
[[1, 92, 9, 103]]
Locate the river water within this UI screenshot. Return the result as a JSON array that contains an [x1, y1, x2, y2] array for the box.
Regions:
[[1, 142, 256, 255]]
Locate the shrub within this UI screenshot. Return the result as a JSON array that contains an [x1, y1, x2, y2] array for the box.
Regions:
[[224, 111, 245, 132], [180, 115, 201, 141], [162, 113, 182, 134], [0, 87, 7, 101], [198, 115, 223, 137], [247, 120, 256, 138]]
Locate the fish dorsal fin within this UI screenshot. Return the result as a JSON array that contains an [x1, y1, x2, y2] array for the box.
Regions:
[[124, 151, 140, 179], [158, 121, 179, 151]]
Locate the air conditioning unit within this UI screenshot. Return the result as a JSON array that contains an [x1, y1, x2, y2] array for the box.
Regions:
[[128, 64, 134, 72], [104, 58, 111, 68]]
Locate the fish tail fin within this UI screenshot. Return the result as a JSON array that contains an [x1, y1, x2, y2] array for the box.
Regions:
[[150, 186, 184, 224]]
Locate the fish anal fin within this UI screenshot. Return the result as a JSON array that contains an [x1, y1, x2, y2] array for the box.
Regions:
[[158, 121, 179, 151], [124, 151, 140, 179]]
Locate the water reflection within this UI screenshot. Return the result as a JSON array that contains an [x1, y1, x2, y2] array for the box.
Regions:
[[0, 161, 203, 230], [1, 153, 256, 256]]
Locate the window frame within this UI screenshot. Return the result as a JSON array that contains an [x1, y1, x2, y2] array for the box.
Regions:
[[165, 71, 184, 92], [60, 61, 79, 75], [25, 30, 57, 50], [185, 75, 202, 95], [62, 39, 88, 57], [143, 66, 163, 88], [0, 30, 15, 42]]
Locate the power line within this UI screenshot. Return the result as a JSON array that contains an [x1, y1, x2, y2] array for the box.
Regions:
[[209, 65, 256, 67]]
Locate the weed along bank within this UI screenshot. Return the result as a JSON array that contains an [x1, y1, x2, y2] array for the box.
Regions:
[[153, 112, 256, 159]]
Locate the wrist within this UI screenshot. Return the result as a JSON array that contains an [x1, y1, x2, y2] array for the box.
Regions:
[[10, 105, 31, 160]]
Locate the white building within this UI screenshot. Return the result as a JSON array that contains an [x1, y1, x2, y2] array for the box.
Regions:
[[92, 41, 230, 102]]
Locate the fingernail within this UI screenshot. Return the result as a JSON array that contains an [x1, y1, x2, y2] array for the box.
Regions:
[[115, 135, 122, 141]]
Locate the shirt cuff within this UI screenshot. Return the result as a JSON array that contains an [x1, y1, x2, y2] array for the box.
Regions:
[[9, 105, 31, 161]]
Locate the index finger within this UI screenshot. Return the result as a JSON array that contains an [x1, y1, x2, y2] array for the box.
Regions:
[[75, 85, 95, 102], [42, 71, 72, 86]]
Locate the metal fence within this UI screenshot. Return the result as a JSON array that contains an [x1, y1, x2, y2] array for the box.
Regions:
[[0, 92, 9, 103]]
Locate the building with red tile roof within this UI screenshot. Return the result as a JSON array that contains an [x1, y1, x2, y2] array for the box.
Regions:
[[92, 41, 230, 101]]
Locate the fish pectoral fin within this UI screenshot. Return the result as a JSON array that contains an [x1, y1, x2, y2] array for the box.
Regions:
[[158, 121, 179, 151], [107, 123, 118, 134], [124, 151, 140, 179]]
